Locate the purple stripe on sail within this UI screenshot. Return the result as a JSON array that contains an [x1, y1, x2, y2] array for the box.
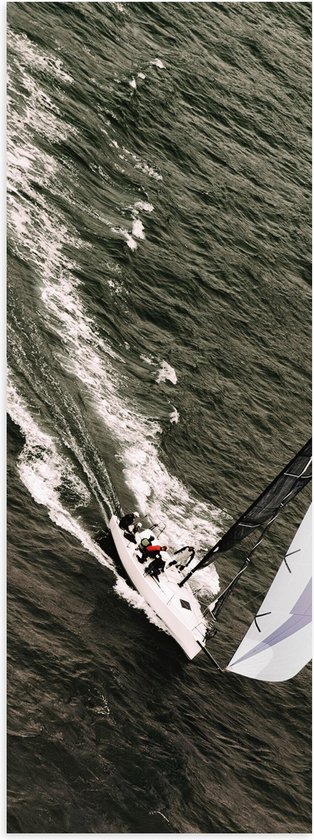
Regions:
[[230, 579, 312, 668]]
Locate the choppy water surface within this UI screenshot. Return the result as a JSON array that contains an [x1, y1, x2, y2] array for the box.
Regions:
[[7, 2, 311, 833]]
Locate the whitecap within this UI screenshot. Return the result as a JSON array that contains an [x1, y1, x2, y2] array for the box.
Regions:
[[107, 277, 123, 295], [132, 218, 145, 240], [133, 200, 154, 213], [8, 30, 73, 83], [156, 361, 178, 385], [150, 58, 165, 69], [134, 160, 162, 181], [121, 147, 163, 181], [125, 233, 138, 251], [110, 226, 138, 250], [169, 407, 179, 424], [140, 354, 154, 365]]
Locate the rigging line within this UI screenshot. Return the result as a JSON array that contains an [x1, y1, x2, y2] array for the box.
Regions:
[[209, 511, 280, 623], [235, 584, 270, 615], [195, 511, 279, 609], [230, 534, 301, 615], [224, 547, 298, 617], [196, 641, 224, 671]]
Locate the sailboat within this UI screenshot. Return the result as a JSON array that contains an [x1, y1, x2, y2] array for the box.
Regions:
[[109, 438, 312, 681]]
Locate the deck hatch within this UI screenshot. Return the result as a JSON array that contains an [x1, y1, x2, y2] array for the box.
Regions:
[[180, 598, 192, 610]]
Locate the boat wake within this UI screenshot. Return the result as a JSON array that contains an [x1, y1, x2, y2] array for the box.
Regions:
[[114, 577, 170, 634], [7, 27, 221, 630], [7, 376, 112, 572]]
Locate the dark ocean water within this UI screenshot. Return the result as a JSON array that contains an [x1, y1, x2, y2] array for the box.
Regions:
[[7, 2, 311, 834]]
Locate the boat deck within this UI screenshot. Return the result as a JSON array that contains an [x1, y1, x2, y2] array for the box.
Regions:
[[110, 516, 208, 659]]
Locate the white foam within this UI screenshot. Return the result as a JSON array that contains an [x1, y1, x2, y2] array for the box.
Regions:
[[8, 69, 67, 145], [93, 696, 111, 717], [133, 200, 154, 213], [105, 260, 122, 276], [132, 218, 145, 240], [114, 578, 170, 634], [125, 232, 138, 251], [110, 226, 138, 250], [156, 361, 178, 385], [122, 147, 163, 181], [134, 161, 163, 181], [117, 201, 154, 249], [107, 277, 123, 295], [150, 58, 165, 69], [8, 30, 73, 83], [170, 407, 179, 424], [140, 354, 154, 365], [37, 261, 220, 596]]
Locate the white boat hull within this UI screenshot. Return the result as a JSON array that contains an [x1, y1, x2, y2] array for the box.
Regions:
[[109, 515, 207, 660]]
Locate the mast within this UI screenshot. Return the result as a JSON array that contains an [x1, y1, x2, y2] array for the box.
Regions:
[[179, 438, 312, 587]]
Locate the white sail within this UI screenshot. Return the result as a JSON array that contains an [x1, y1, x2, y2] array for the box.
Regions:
[[226, 504, 312, 682]]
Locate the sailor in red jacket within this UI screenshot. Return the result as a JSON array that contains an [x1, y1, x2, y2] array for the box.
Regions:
[[144, 545, 168, 579], [145, 544, 167, 558]]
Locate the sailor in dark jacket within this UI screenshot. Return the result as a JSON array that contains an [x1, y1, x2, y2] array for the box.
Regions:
[[145, 546, 168, 579], [119, 511, 139, 531], [119, 511, 139, 542]]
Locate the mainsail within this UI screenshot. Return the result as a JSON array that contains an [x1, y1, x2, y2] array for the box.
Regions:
[[181, 438, 312, 585], [226, 504, 312, 682]]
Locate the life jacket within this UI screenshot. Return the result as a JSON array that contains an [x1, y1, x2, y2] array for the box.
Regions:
[[146, 544, 162, 554]]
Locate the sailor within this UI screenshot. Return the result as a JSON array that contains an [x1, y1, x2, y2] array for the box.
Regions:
[[119, 511, 139, 533], [136, 534, 154, 562], [134, 521, 142, 534], [125, 521, 143, 545], [119, 511, 140, 544], [145, 546, 168, 579], [145, 543, 167, 558], [168, 545, 195, 570]]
